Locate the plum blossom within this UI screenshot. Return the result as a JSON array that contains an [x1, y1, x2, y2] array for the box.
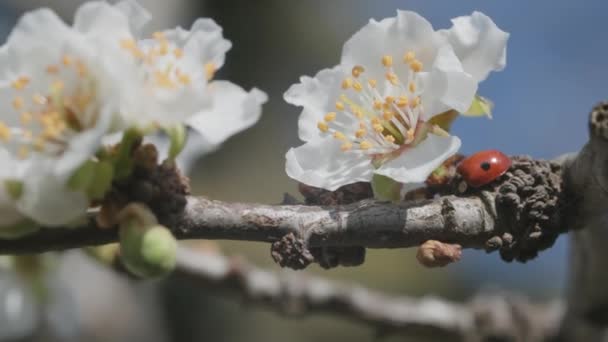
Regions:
[[285, 11, 508, 191], [112, 1, 267, 173]]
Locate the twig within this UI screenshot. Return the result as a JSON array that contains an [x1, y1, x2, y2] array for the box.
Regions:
[[0, 195, 496, 255], [173, 246, 563, 341]]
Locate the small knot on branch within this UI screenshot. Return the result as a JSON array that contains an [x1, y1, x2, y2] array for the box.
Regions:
[[416, 240, 462, 268], [270, 233, 314, 270], [589, 102, 608, 140], [298, 182, 373, 205]]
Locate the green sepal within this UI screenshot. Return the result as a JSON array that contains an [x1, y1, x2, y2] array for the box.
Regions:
[[371, 174, 402, 202], [164, 124, 187, 160], [119, 221, 177, 278], [0, 220, 39, 240], [428, 110, 459, 133], [113, 128, 142, 180], [86, 161, 114, 200], [67, 160, 96, 192], [4, 180, 23, 200], [463, 95, 494, 118]]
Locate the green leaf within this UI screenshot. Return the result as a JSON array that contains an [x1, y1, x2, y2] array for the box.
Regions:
[[164, 124, 187, 160], [463, 95, 494, 118], [371, 174, 402, 202]]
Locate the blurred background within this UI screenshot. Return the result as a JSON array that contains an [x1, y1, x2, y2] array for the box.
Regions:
[[0, 0, 604, 341]]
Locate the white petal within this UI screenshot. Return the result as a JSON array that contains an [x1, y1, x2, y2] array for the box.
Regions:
[[54, 106, 114, 181], [17, 159, 88, 227], [284, 66, 359, 142], [188, 80, 267, 147], [445, 12, 509, 82], [114, 0, 151, 36], [341, 11, 441, 79], [6, 8, 71, 46], [285, 137, 374, 191], [375, 134, 461, 184], [165, 18, 232, 69], [73, 1, 132, 38], [419, 46, 478, 120]]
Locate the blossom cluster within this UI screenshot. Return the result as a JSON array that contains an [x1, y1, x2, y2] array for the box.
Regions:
[[0, 0, 509, 249], [0, 0, 266, 235]]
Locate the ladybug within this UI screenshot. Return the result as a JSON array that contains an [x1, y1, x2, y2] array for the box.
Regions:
[[457, 150, 511, 188]]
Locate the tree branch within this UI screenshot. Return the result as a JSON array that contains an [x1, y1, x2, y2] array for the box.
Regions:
[[173, 246, 563, 341], [0, 195, 496, 255]]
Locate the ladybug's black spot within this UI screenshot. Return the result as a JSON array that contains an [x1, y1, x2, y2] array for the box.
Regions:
[[480, 162, 491, 171]]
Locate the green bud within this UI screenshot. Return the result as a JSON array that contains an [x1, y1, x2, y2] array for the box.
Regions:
[[119, 222, 177, 278], [114, 128, 142, 180], [67, 160, 96, 192]]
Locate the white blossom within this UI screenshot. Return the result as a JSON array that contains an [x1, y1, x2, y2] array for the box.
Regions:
[[285, 11, 508, 191]]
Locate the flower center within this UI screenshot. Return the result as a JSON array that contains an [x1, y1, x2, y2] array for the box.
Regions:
[[119, 32, 216, 91], [317, 51, 425, 155], [0, 55, 99, 159]]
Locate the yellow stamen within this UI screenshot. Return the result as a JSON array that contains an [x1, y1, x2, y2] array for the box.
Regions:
[[0, 122, 11, 142], [373, 100, 383, 110], [412, 96, 421, 108], [386, 72, 399, 85], [204, 63, 216, 80], [153, 31, 166, 41], [33, 94, 46, 105], [383, 111, 394, 120], [353, 81, 363, 92], [340, 142, 353, 151], [410, 60, 423, 72], [333, 131, 346, 141], [397, 95, 409, 107], [341, 78, 353, 89], [382, 55, 393, 67], [46, 65, 60, 74], [11, 76, 30, 90], [324, 112, 337, 122], [62, 55, 73, 66], [359, 141, 373, 150], [178, 73, 192, 85], [404, 51, 416, 63], [335, 101, 345, 111], [353, 108, 364, 119], [355, 128, 366, 138], [51, 80, 64, 93], [12, 97, 24, 110], [317, 121, 329, 132], [352, 65, 365, 78], [385, 135, 396, 143], [373, 123, 384, 133], [173, 48, 184, 59], [406, 129, 415, 142], [368, 79, 377, 88], [409, 82, 416, 93], [120, 38, 137, 50], [385, 96, 395, 105]]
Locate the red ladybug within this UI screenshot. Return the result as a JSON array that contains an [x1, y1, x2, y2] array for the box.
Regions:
[[457, 150, 511, 188]]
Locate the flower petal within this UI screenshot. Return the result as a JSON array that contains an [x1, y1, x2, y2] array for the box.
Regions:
[[419, 46, 478, 120], [6, 8, 71, 46], [73, 1, 133, 38], [341, 10, 441, 78], [16, 159, 88, 227], [375, 134, 461, 184], [188, 80, 267, 147], [54, 106, 114, 181], [114, 0, 151, 36], [286, 137, 374, 191], [443, 12, 509, 82], [164, 18, 232, 69], [284, 66, 359, 142]]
